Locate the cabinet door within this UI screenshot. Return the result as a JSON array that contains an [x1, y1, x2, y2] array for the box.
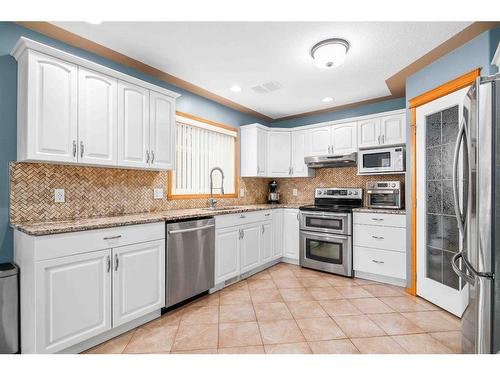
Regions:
[[291, 130, 311, 177], [272, 209, 284, 259], [260, 221, 273, 264], [78, 67, 117, 165], [240, 224, 262, 273], [380, 114, 406, 146], [26, 51, 78, 163], [150, 91, 175, 170], [215, 227, 241, 284], [117, 81, 150, 168], [112, 240, 165, 327], [283, 209, 300, 260], [257, 128, 268, 176], [306, 126, 331, 156], [35, 249, 111, 353], [268, 131, 291, 177], [331, 122, 357, 155], [358, 118, 381, 148]]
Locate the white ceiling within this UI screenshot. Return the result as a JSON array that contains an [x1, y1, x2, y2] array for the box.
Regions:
[[52, 22, 472, 119]]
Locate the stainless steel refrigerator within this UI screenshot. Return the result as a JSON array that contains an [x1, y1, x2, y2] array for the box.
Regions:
[[451, 73, 499, 354]]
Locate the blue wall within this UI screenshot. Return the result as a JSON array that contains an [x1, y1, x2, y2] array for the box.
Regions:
[[269, 97, 406, 128], [0, 21, 267, 263]]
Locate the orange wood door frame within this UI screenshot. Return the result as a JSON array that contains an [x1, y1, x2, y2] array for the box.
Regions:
[[405, 68, 481, 296]]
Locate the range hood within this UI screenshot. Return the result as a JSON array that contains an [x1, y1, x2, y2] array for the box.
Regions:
[[304, 152, 357, 168]]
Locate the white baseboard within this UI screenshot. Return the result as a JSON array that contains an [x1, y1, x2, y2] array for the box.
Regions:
[[354, 270, 407, 287]]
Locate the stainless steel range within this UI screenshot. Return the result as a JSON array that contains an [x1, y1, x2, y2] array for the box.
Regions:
[[299, 188, 362, 277]]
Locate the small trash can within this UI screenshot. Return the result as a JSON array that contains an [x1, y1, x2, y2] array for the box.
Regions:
[[0, 263, 19, 354]]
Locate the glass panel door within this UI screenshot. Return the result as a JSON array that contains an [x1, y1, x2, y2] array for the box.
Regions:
[[305, 238, 343, 264]]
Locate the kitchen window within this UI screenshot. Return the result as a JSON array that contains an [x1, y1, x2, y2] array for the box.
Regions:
[[168, 112, 238, 199]]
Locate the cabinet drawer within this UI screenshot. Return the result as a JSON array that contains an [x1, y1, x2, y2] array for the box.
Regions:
[[354, 246, 406, 280], [34, 222, 165, 261], [215, 210, 273, 229], [353, 212, 406, 228], [353, 224, 406, 252]]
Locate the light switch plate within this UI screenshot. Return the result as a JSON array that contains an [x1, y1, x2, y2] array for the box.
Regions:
[[292, 188, 298, 196], [54, 188, 65, 203], [240, 188, 245, 197], [154, 188, 164, 199]]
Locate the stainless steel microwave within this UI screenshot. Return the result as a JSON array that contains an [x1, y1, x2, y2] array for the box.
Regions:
[[358, 146, 405, 174]]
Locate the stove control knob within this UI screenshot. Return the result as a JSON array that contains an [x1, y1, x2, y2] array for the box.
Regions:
[[353, 191, 358, 195], [391, 183, 396, 188], [348, 191, 352, 195]]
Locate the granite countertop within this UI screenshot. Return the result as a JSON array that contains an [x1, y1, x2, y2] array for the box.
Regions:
[[352, 207, 406, 215], [10, 203, 305, 236]]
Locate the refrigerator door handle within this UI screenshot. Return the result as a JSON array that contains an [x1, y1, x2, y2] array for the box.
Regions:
[[452, 117, 468, 235], [451, 252, 476, 286]]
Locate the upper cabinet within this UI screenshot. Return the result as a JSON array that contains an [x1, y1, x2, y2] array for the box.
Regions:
[[267, 131, 291, 177], [291, 130, 312, 177], [12, 37, 180, 170], [241, 125, 268, 177], [358, 113, 405, 148], [330, 122, 357, 155], [307, 126, 331, 156]]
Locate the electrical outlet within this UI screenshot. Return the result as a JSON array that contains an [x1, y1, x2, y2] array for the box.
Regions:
[[240, 188, 245, 197], [153, 188, 164, 199], [292, 188, 298, 197], [54, 189, 65, 203]]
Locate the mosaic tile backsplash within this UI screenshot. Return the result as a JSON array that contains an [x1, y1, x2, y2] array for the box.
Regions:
[[9, 162, 269, 223], [9, 162, 405, 224]]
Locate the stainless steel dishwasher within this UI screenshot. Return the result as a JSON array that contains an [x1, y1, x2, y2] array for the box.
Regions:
[[166, 217, 215, 307]]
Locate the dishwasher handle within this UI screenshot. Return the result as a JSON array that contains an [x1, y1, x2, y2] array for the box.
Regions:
[[168, 224, 215, 235]]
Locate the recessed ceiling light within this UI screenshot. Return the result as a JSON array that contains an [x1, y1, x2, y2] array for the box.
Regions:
[[322, 97, 334, 103], [230, 85, 242, 93], [311, 38, 350, 69]]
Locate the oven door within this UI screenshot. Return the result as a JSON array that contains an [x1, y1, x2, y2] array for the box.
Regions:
[[299, 230, 352, 277], [367, 190, 401, 209], [300, 211, 350, 235]]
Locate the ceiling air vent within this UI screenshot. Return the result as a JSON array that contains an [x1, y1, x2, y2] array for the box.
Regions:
[[251, 80, 283, 94]]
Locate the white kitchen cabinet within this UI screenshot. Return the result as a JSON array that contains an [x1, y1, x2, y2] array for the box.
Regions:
[[117, 81, 150, 168], [149, 91, 175, 170], [17, 50, 78, 163], [268, 131, 292, 177], [240, 223, 262, 273], [307, 126, 331, 156], [78, 67, 117, 165], [291, 130, 314, 177], [112, 239, 165, 327], [380, 113, 406, 146], [260, 221, 273, 263], [34, 249, 112, 354], [241, 124, 268, 177], [283, 209, 300, 260], [331, 122, 357, 155], [215, 227, 241, 284], [358, 117, 381, 148], [272, 209, 284, 259]]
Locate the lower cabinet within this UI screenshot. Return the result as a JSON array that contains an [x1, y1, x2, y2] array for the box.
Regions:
[[272, 209, 283, 259], [35, 249, 112, 354], [112, 240, 165, 327], [215, 227, 241, 284], [283, 209, 300, 260], [260, 221, 273, 263], [240, 224, 262, 273]]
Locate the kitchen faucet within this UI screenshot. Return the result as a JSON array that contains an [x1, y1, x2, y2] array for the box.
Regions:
[[208, 166, 225, 209]]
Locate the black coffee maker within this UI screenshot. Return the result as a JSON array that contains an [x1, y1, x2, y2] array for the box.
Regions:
[[268, 180, 280, 204]]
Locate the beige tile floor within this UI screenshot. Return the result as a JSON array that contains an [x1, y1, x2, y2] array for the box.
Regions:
[[84, 263, 462, 354]]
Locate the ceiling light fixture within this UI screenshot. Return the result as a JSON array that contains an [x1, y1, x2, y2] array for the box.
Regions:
[[322, 96, 334, 103], [230, 85, 242, 93], [311, 38, 350, 69]]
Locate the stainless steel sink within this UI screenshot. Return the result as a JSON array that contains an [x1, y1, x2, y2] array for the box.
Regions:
[[202, 206, 240, 211]]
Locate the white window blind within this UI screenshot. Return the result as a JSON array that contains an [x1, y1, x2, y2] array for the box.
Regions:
[[172, 115, 237, 196]]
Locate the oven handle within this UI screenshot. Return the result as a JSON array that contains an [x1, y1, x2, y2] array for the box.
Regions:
[[300, 211, 349, 218], [300, 230, 349, 241]]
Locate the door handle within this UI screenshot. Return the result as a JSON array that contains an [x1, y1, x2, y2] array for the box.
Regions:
[[452, 117, 468, 235], [114, 254, 119, 271], [371, 260, 385, 264], [168, 224, 215, 235], [451, 252, 476, 285], [106, 255, 111, 273], [80, 141, 84, 158]]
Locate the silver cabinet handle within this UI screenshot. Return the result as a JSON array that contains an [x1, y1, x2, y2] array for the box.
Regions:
[[240, 214, 246, 219], [168, 224, 215, 235], [238, 229, 242, 240], [146, 150, 150, 163], [103, 235, 122, 240], [297, 213, 300, 221], [114, 254, 119, 271], [264, 213, 271, 217], [378, 135, 381, 144], [371, 235, 384, 240], [80, 141, 84, 158], [151, 150, 155, 164], [72, 140, 77, 158], [257, 166, 260, 174], [290, 166, 293, 175], [372, 260, 385, 264], [106, 255, 111, 273], [382, 134, 385, 144], [371, 218, 384, 221], [262, 225, 265, 234], [241, 229, 245, 239]]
